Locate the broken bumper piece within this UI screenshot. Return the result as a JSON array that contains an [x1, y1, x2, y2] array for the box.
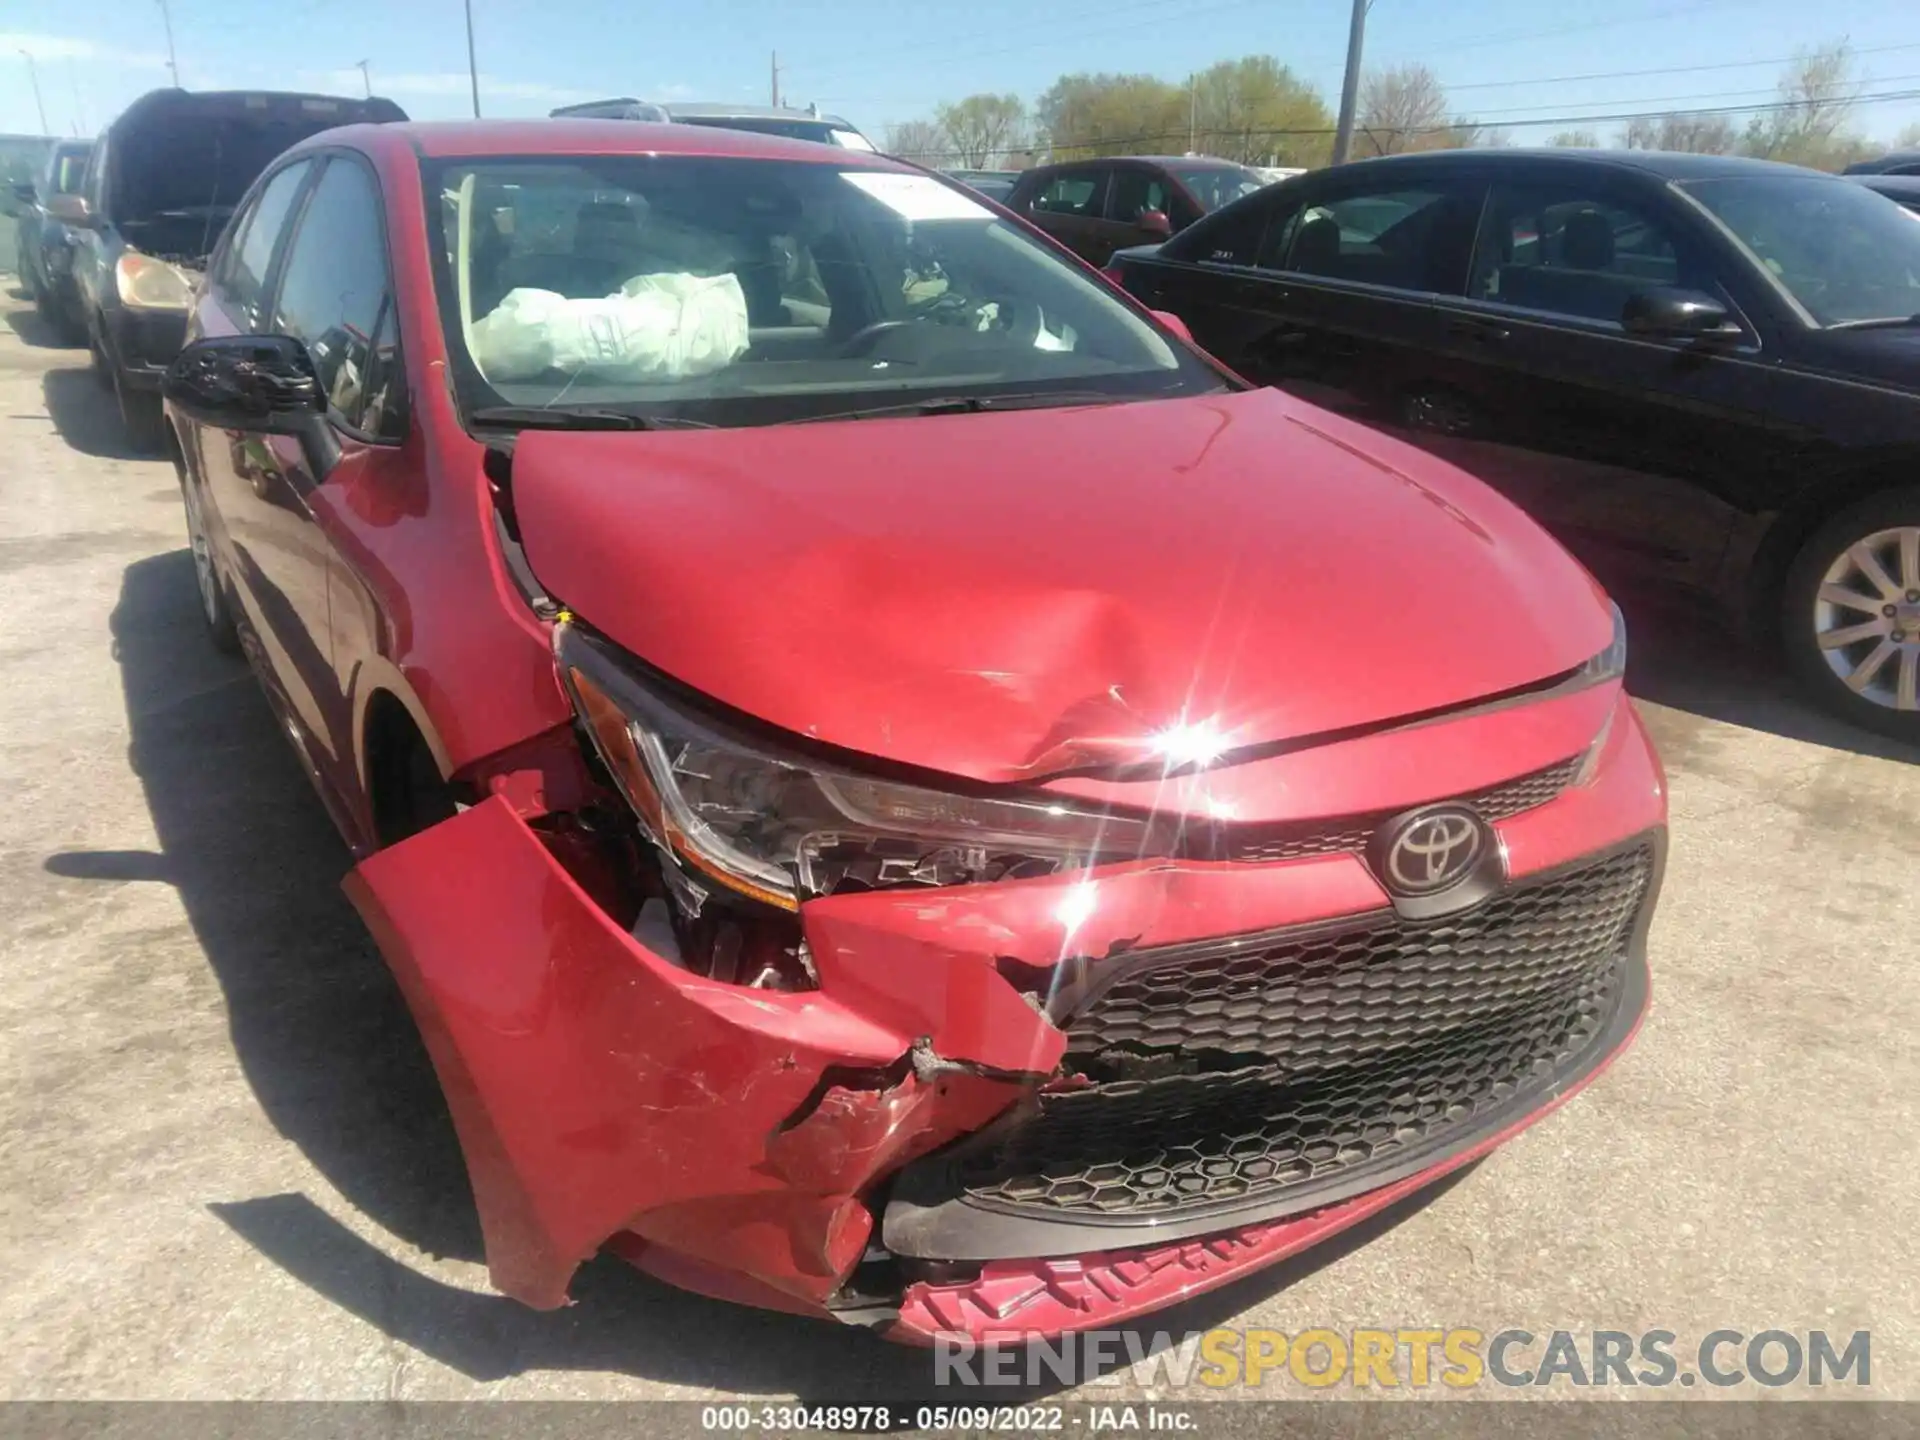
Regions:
[[344, 690, 1662, 1340]]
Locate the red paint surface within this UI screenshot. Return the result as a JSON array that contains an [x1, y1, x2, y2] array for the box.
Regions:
[[510, 393, 1613, 785]]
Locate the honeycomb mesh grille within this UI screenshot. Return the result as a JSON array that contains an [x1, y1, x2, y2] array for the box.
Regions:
[[954, 845, 1653, 1219], [1219, 754, 1582, 865]]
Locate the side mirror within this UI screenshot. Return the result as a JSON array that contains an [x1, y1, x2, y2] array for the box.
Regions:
[[164, 336, 340, 477], [1136, 208, 1174, 239], [1622, 287, 1741, 341], [1151, 309, 1194, 343], [45, 192, 92, 227]]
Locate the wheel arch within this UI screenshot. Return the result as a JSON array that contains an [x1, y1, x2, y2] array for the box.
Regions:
[[353, 669, 458, 850], [1744, 458, 1920, 643]]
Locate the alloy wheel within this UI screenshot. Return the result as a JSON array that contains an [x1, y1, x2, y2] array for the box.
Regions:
[[181, 481, 221, 630], [1812, 525, 1920, 713]]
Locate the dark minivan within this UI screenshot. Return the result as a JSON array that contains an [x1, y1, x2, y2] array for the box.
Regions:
[[1110, 149, 1920, 741], [52, 88, 405, 450]]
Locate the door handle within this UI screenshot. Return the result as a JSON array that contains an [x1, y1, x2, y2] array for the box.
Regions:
[[1447, 317, 1510, 344]]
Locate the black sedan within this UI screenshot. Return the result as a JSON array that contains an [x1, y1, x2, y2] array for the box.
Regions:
[[11, 139, 92, 340], [1109, 149, 1920, 741]]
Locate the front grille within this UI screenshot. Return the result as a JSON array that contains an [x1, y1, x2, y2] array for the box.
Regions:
[[945, 844, 1653, 1224], [1220, 755, 1581, 865]]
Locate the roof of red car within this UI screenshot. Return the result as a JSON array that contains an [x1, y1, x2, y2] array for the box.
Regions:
[[342, 118, 910, 166]]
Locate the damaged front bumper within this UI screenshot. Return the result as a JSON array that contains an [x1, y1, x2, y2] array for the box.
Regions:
[[344, 688, 1664, 1341]]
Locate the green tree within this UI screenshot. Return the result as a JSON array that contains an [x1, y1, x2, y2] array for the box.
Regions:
[[934, 93, 1029, 168], [1035, 72, 1186, 157], [1188, 56, 1333, 167]]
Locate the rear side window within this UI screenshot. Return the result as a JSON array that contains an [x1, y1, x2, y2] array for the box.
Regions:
[[1108, 168, 1171, 222], [1030, 168, 1108, 217], [217, 160, 313, 327], [270, 157, 403, 440], [1262, 182, 1485, 295]]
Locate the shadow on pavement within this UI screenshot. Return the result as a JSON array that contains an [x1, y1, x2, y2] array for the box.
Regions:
[[41, 365, 143, 461], [1617, 589, 1920, 767], [51, 550, 1453, 1396], [4, 301, 84, 349]]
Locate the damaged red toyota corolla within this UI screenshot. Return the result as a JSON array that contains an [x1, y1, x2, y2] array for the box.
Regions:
[[160, 119, 1666, 1341]]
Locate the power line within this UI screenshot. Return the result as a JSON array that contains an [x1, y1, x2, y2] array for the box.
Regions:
[[1441, 40, 1920, 93], [1467, 75, 1920, 121]]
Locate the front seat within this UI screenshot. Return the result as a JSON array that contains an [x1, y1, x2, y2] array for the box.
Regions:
[[569, 201, 642, 296], [1561, 209, 1616, 271], [1290, 215, 1342, 275]]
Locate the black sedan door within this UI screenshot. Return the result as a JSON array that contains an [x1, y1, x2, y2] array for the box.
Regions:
[[1417, 169, 1781, 596], [1125, 171, 1488, 429]]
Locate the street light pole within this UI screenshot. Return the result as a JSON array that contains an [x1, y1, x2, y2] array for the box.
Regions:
[[1331, 0, 1369, 165], [464, 0, 481, 117], [155, 0, 180, 86], [20, 52, 49, 133], [355, 59, 371, 97]]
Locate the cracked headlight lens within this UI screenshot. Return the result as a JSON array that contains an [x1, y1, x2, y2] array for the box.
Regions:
[[559, 629, 1178, 911]]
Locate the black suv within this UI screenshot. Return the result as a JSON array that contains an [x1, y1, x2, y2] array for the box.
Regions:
[[1110, 149, 1920, 741], [11, 139, 93, 339], [53, 88, 404, 450]]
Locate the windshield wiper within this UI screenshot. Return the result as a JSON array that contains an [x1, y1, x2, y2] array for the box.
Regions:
[[469, 405, 711, 432], [785, 390, 1144, 426], [1826, 313, 1920, 331]]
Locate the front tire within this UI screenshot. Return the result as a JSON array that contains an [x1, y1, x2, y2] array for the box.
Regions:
[[114, 367, 168, 455], [1781, 488, 1920, 744], [180, 472, 240, 655]]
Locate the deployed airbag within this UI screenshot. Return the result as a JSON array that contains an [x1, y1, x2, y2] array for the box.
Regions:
[[471, 272, 750, 382]]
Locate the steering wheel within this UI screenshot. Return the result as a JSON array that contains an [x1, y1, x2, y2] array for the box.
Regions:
[[835, 319, 914, 357]]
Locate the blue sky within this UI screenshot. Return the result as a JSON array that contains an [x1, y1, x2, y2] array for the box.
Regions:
[[6, 0, 1919, 147]]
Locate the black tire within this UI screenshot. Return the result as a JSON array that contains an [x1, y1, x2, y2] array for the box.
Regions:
[[1780, 486, 1920, 744], [88, 318, 112, 389], [114, 368, 168, 455], [179, 472, 240, 655], [39, 289, 85, 346]]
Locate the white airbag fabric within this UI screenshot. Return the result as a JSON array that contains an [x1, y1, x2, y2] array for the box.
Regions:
[[471, 272, 750, 381]]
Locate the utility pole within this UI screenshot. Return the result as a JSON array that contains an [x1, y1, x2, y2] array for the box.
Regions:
[[355, 59, 371, 97], [20, 52, 49, 134], [155, 0, 180, 86], [464, 0, 481, 117], [770, 51, 781, 108], [1187, 74, 1196, 154], [1331, 0, 1369, 165], [68, 59, 86, 133]]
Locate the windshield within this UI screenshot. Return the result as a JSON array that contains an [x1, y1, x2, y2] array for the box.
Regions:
[[425, 155, 1214, 428], [1682, 175, 1920, 327], [1170, 164, 1267, 212]]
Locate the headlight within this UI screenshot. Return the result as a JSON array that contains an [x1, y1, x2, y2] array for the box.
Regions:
[[1575, 601, 1627, 687], [115, 251, 196, 311], [559, 629, 1178, 911]]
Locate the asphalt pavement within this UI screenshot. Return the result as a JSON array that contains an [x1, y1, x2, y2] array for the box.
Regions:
[[1, 287, 1916, 1404]]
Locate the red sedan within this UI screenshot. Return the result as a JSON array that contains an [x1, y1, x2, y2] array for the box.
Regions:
[[160, 118, 1666, 1342]]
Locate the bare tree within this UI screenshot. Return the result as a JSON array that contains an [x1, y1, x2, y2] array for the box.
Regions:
[[1354, 63, 1451, 156], [1741, 41, 1866, 168], [1895, 119, 1920, 150], [884, 119, 949, 160], [1550, 128, 1601, 148], [1618, 113, 1737, 153], [934, 93, 1028, 168]]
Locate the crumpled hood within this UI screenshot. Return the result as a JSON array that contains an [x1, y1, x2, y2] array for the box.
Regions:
[[511, 389, 1612, 784]]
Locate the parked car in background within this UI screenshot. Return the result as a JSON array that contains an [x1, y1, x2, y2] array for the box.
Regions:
[[1850, 172, 1920, 214], [12, 139, 93, 339], [52, 88, 406, 451], [1844, 151, 1920, 177], [160, 116, 1663, 1341], [1007, 155, 1268, 264], [942, 168, 1020, 202], [1109, 149, 1920, 740], [549, 98, 875, 150]]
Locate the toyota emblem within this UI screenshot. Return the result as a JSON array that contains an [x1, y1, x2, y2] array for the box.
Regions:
[[1378, 806, 1488, 897]]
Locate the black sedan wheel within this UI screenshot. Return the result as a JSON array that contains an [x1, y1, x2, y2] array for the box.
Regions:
[[1783, 488, 1920, 743]]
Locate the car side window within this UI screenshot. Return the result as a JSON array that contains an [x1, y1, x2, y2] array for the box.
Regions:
[[1031, 167, 1109, 218], [1471, 182, 1693, 324], [270, 156, 404, 441], [1261, 183, 1485, 295], [1172, 195, 1286, 267], [1109, 168, 1170, 223], [221, 161, 313, 328]]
